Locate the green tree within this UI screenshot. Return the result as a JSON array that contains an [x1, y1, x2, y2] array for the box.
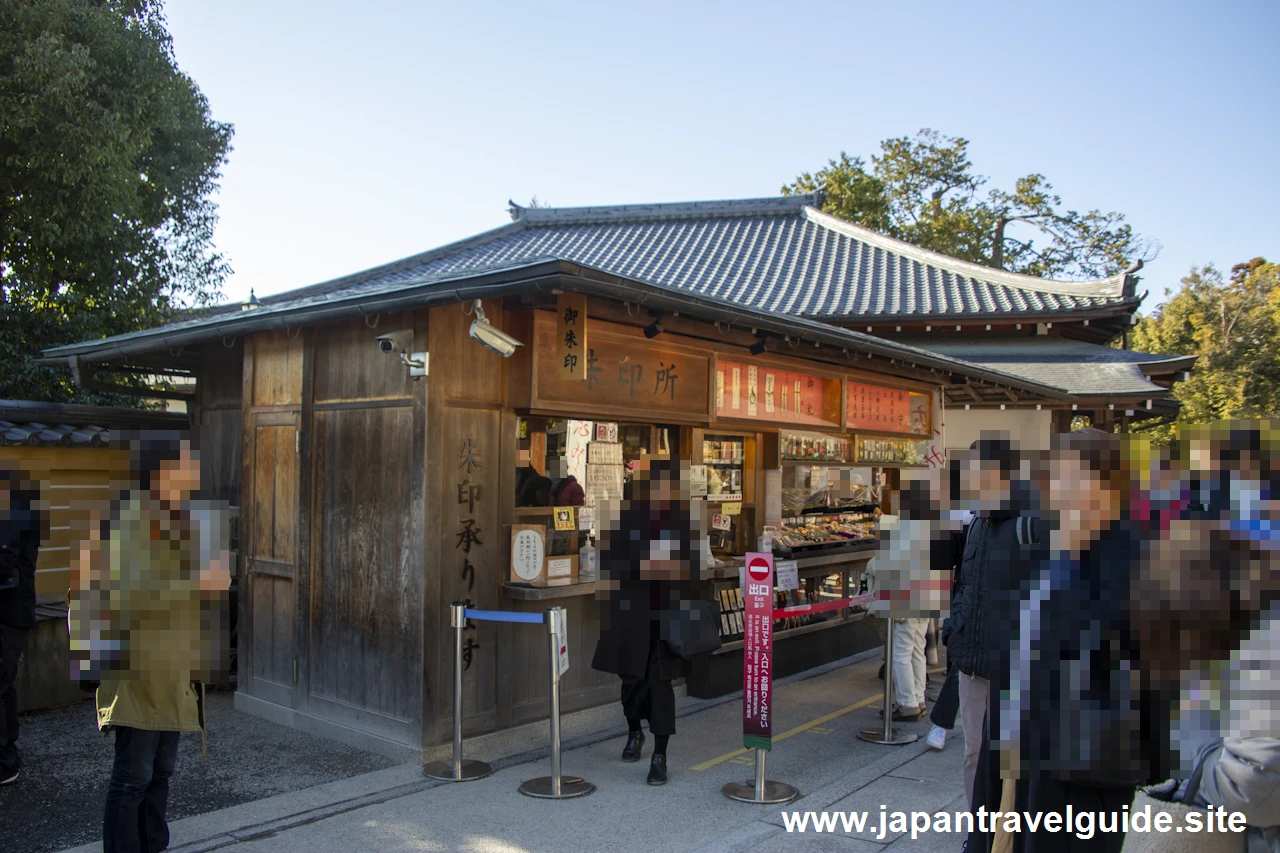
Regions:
[[0, 0, 232, 403], [784, 129, 1155, 280], [1129, 258, 1280, 439]]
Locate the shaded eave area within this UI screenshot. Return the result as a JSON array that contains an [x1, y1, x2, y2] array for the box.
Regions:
[[39, 259, 1079, 407]]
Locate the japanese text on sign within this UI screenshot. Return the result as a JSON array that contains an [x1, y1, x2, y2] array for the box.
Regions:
[[716, 360, 840, 428], [845, 382, 931, 435], [742, 552, 775, 750], [555, 292, 589, 380]]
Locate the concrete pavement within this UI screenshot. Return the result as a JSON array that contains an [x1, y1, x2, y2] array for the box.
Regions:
[[49, 650, 968, 853]]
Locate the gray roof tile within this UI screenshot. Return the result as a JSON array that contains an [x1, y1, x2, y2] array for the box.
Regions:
[[898, 338, 1182, 397], [263, 194, 1135, 320]]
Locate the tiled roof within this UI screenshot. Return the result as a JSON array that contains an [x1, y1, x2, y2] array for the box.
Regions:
[[898, 338, 1188, 397], [265, 194, 1137, 321], [1, 421, 112, 447], [0, 401, 188, 446]]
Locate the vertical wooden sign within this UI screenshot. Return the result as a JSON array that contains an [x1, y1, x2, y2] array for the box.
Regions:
[[555, 292, 588, 380]]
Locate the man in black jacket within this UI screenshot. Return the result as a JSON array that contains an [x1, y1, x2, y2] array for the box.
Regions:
[[0, 467, 46, 785], [948, 437, 1040, 806]]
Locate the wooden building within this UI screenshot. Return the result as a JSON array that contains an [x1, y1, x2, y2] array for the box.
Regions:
[[37, 194, 1186, 757]]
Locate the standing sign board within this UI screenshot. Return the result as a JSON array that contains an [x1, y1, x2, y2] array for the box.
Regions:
[[742, 552, 775, 751]]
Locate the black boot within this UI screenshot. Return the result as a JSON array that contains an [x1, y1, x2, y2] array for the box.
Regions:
[[647, 753, 668, 786], [621, 730, 645, 762]]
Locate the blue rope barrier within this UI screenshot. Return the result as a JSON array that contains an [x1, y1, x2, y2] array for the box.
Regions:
[[463, 608, 546, 624]]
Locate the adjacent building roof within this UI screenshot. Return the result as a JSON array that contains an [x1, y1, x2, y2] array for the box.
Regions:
[[898, 338, 1192, 398], [0, 400, 188, 447]]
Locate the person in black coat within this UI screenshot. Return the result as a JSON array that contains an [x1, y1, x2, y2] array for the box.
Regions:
[[970, 429, 1162, 853], [0, 467, 47, 785], [591, 459, 702, 787]]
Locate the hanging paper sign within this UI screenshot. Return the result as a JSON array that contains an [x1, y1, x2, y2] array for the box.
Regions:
[[722, 501, 742, 516], [577, 507, 595, 531], [742, 552, 775, 750], [553, 507, 575, 531], [712, 514, 732, 531], [510, 526, 546, 583], [716, 359, 841, 428], [846, 382, 932, 436], [555, 293, 589, 380], [689, 465, 708, 498]]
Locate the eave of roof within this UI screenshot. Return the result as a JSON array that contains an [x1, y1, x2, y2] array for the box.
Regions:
[[39, 259, 1077, 403]]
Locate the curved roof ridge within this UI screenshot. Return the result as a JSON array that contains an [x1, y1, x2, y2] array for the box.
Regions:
[[508, 193, 820, 226], [801, 205, 1132, 300]]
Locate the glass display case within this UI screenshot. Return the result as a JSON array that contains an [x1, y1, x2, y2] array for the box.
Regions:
[[699, 432, 755, 558], [774, 430, 881, 557], [712, 570, 864, 642]]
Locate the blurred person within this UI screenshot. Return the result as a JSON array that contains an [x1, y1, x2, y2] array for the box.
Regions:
[[975, 429, 1156, 853], [69, 435, 230, 853], [592, 459, 714, 786], [950, 435, 1041, 807], [0, 467, 47, 785], [928, 460, 974, 751], [1130, 422, 1279, 852], [873, 472, 957, 723]]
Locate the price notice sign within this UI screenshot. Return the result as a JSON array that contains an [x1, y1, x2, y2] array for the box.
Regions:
[[742, 552, 775, 751]]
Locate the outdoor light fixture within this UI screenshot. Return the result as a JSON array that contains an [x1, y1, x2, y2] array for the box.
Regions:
[[468, 300, 524, 358], [643, 320, 664, 339], [749, 339, 768, 356]]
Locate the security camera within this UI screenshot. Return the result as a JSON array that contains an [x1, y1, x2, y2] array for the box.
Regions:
[[376, 329, 413, 354], [467, 300, 524, 358], [469, 318, 524, 358]]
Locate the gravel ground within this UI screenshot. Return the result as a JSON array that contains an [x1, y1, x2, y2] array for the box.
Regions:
[[1, 688, 400, 853]]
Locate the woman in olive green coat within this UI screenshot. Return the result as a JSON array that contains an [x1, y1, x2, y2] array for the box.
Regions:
[[70, 436, 229, 853]]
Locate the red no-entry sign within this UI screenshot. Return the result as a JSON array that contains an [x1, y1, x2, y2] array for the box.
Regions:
[[742, 552, 774, 751]]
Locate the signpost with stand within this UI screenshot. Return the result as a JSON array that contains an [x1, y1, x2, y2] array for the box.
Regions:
[[723, 553, 799, 805]]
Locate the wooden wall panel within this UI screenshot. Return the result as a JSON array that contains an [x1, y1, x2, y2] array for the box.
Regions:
[[312, 312, 416, 404], [309, 405, 417, 722], [251, 424, 297, 565], [195, 340, 243, 505], [251, 331, 303, 407]]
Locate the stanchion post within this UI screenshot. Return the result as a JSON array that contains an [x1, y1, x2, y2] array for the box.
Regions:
[[519, 606, 595, 799], [423, 603, 494, 781], [858, 616, 918, 746]]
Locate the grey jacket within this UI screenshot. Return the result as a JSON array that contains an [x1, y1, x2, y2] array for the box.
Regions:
[[1174, 610, 1280, 852]]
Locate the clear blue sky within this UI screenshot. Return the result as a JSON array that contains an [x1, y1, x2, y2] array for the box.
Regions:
[[166, 0, 1278, 313]]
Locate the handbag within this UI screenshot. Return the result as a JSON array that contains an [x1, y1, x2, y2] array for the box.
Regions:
[[1120, 741, 1246, 853], [661, 599, 723, 660]]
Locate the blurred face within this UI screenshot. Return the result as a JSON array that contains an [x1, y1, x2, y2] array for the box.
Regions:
[[1046, 450, 1116, 548], [959, 458, 1009, 512], [155, 445, 199, 503]]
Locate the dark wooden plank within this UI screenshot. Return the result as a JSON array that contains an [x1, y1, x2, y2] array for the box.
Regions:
[[311, 313, 415, 404], [294, 327, 315, 705], [249, 558, 293, 580], [240, 337, 257, 693]]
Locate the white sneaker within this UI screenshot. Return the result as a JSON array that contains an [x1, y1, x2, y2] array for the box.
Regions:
[[0, 769, 17, 785], [926, 725, 947, 751]]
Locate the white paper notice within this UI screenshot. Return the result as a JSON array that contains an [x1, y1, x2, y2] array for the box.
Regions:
[[765, 373, 775, 413], [776, 560, 800, 591], [764, 468, 783, 524], [732, 368, 741, 410], [566, 420, 592, 483], [716, 369, 725, 411], [689, 465, 708, 497], [747, 366, 758, 417]]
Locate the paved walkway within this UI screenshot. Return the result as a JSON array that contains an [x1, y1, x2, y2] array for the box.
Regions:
[[52, 651, 967, 853]]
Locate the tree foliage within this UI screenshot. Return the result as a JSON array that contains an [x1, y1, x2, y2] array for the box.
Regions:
[[784, 129, 1156, 280], [0, 0, 232, 403], [1130, 258, 1280, 439]]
